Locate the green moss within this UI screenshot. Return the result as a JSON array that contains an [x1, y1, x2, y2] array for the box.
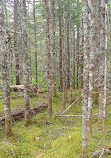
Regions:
[[0, 141, 17, 157], [38, 130, 82, 158], [0, 89, 111, 157]]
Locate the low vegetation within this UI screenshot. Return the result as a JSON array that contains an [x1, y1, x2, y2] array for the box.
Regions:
[[0, 89, 111, 157]]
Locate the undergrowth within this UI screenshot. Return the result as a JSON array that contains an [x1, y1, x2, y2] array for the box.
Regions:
[[0, 89, 111, 158]]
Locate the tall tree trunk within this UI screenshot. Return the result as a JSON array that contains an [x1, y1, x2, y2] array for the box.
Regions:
[[44, 0, 52, 117], [19, 3, 23, 85], [0, 0, 12, 137], [14, 0, 20, 85], [78, 22, 83, 105], [81, 17, 84, 89], [94, 0, 100, 106], [70, 37, 73, 104], [66, 19, 70, 89], [82, 0, 89, 157], [21, 0, 31, 126], [87, 0, 96, 138], [76, 0, 80, 89], [73, 26, 76, 89], [9, 43, 13, 84], [6, 5, 13, 85], [50, 0, 56, 96], [98, 0, 106, 121], [28, 3, 32, 84], [69, 0, 73, 104], [102, 0, 108, 139], [59, 15, 63, 90], [77, 0, 81, 104], [59, 0, 66, 109], [33, 0, 38, 89], [76, 26, 80, 89]]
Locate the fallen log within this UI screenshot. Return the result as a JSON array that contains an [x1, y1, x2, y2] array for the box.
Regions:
[[56, 113, 98, 118], [10, 84, 44, 94], [10, 84, 38, 93], [10, 85, 24, 92], [0, 103, 48, 124]]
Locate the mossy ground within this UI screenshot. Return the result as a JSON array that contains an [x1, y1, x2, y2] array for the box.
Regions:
[[0, 89, 111, 158]]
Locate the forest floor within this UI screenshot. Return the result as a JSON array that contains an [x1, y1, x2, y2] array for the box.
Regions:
[[0, 89, 111, 158]]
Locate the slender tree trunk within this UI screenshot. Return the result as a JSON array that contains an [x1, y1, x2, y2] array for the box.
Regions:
[[87, 0, 96, 138], [94, 0, 100, 105], [14, 0, 20, 85], [98, 0, 106, 121], [102, 0, 108, 139], [44, 0, 52, 117], [9, 43, 13, 84], [77, 0, 81, 104], [70, 39, 73, 104], [59, 15, 63, 90], [28, 3, 32, 84], [107, 27, 111, 106], [66, 19, 70, 89], [73, 26, 76, 89], [21, 0, 31, 126], [78, 37, 81, 105], [69, 1, 73, 104], [97, 0, 102, 120], [33, 0, 38, 89], [76, 25, 80, 89], [50, 0, 56, 96], [76, 0, 80, 89], [78, 23, 83, 105], [59, 0, 66, 109], [0, 0, 12, 137], [82, 0, 89, 157], [81, 18, 84, 89], [28, 34, 32, 84]]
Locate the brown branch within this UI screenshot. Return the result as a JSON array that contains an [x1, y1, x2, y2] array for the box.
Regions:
[[0, 103, 48, 123], [60, 94, 83, 116], [59, 76, 102, 116], [56, 113, 98, 118]]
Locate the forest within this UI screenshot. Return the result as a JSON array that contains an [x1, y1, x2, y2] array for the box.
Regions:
[[0, 0, 111, 157]]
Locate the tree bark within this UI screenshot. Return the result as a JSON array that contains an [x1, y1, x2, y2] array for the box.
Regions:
[[59, 14, 63, 90], [58, 0, 67, 109], [94, 0, 100, 106], [87, 0, 96, 138], [82, 0, 89, 157], [102, 0, 108, 140], [69, 1, 73, 104], [21, 0, 31, 126], [76, 26, 80, 90], [73, 26, 76, 89], [0, 0, 12, 137], [33, 0, 38, 89], [66, 19, 70, 89], [14, 0, 20, 85], [28, 3, 32, 84], [81, 17, 84, 89], [44, 0, 52, 117], [50, 0, 56, 96]]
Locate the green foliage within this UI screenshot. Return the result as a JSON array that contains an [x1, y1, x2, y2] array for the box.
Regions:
[[0, 89, 111, 157]]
